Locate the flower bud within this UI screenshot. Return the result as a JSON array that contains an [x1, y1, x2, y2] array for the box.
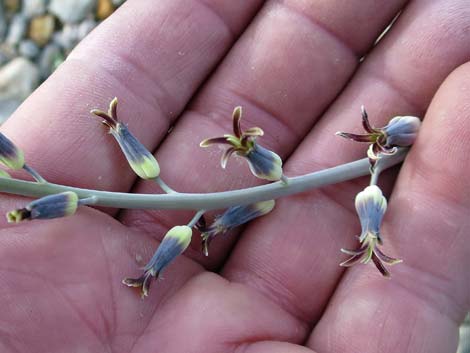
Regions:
[[200, 106, 284, 181], [122, 225, 192, 297], [0, 132, 25, 170], [200, 200, 275, 256], [7, 191, 79, 223], [383, 116, 421, 147], [336, 106, 421, 164], [355, 185, 387, 242], [340, 186, 401, 277], [245, 144, 283, 181], [91, 97, 160, 180], [111, 124, 160, 180]]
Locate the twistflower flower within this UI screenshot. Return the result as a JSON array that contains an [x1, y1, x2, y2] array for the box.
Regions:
[[198, 200, 275, 256], [91, 97, 160, 180], [0, 132, 25, 170], [336, 106, 421, 165], [340, 185, 402, 277], [122, 225, 192, 298], [200, 107, 283, 181], [7, 191, 80, 222]]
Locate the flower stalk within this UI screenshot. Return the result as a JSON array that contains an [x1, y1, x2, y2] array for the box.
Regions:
[[0, 149, 408, 211]]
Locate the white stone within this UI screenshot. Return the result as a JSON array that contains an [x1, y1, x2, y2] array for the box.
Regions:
[[22, 0, 46, 18], [18, 39, 40, 58], [0, 57, 39, 101], [38, 43, 62, 79], [52, 24, 79, 52], [49, 0, 96, 24], [77, 18, 96, 40], [5, 14, 27, 45]]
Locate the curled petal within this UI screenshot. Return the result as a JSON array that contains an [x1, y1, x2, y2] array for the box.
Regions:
[[90, 109, 118, 129], [340, 253, 363, 267], [340, 244, 368, 256], [122, 270, 155, 298], [371, 253, 390, 277], [220, 147, 236, 169], [243, 127, 264, 137], [336, 131, 374, 143], [375, 247, 402, 265], [232, 106, 242, 138], [201, 233, 213, 257], [108, 97, 118, 118], [200, 137, 231, 147], [361, 105, 377, 133]]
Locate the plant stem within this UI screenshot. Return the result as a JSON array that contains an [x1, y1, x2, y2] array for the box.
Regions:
[[154, 176, 177, 194], [187, 210, 206, 228], [0, 149, 408, 211]]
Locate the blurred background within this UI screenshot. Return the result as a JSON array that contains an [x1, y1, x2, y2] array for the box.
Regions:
[[0, 1, 469, 352], [0, 0, 124, 123]]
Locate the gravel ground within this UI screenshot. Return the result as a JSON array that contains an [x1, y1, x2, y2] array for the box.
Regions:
[[0, 0, 125, 123], [0, 1, 469, 352]]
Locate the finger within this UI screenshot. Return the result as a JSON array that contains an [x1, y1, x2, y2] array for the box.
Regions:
[[0, 209, 204, 351], [0, 0, 262, 192], [308, 61, 470, 353], [120, 0, 408, 269], [128, 272, 308, 353], [223, 0, 470, 325]]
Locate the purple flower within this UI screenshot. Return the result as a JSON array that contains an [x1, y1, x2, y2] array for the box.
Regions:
[[200, 107, 283, 181], [0, 132, 24, 170], [336, 106, 421, 165], [197, 200, 275, 256], [340, 185, 401, 277], [91, 97, 160, 180], [7, 191, 79, 223], [122, 225, 192, 298]]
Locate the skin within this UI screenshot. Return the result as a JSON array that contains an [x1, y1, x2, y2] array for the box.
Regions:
[[0, 0, 469, 352]]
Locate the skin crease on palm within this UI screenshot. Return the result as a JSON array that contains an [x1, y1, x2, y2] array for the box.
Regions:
[[1, 0, 470, 351]]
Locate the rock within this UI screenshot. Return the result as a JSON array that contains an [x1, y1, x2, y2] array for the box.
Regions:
[[4, 0, 20, 13], [49, 0, 96, 24], [77, 18, 96, 40], [5, 14, 27, 45], [29, 14, 54, 46], [52, 24, 79, 52], [22, 0, 46, 18], [96, 0, 114, 20], [0, 58, 39, 102], [0, 43, 16, 64], [0, 99, 21, 124], [18, 39, 39, 58], [38, 43, 63, 79]]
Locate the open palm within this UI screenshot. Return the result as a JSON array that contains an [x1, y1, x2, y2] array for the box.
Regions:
[[1, 1, 470, 352]]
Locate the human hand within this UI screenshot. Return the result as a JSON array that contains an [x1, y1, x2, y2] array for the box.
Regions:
[[1, 1, 469, 352]]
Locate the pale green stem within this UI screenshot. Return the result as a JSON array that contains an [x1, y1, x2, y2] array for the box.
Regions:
[[23, 164, 46, 183], [154, 176, 177, 194], [0, 149, 408, 212], [187, 210, 206, 228]]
